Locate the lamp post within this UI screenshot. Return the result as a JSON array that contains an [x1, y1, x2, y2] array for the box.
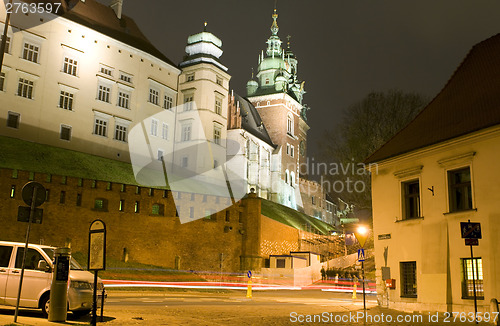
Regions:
[[354, 225, 369, 321]]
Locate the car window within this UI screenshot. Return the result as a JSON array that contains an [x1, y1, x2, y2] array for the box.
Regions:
[[42, 248, 83, 270], [15, 248, 46, 270], [0, 246, 13, 268]]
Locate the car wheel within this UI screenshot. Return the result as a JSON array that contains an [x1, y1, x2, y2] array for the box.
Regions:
[[72, 310, 91, 318], [40, 294, 50, 318]]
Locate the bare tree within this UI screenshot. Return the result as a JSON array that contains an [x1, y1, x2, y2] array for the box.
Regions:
[[320, 89, 428, 211]]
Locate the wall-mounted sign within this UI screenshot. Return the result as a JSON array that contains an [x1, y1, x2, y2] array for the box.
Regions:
[[378, 234, 391, 240]]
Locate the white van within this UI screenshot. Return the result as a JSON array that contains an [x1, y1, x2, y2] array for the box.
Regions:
[[0, 241, 105, 317]]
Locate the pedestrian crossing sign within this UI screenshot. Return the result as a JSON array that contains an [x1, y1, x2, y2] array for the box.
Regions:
[[358, 248, 365, 262]]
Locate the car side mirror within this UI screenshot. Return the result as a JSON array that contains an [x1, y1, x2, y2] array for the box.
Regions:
[[37, 260, 50, 272]]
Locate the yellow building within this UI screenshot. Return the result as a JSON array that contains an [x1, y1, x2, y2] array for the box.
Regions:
[[366, 34, 500, 312]]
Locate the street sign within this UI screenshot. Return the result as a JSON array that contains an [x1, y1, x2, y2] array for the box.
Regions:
[[358, 248, 366, 262], [247, 270, 252, 278], [21, 182, 46, 207], [88, 220, 106, 271], [465, 238, 479, 246], [460, 222, 481, 239], [17, 206, 43, 224]]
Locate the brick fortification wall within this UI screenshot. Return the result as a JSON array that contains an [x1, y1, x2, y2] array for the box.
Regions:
[[1, 168, 331, 272], [1, 169, 246, 273]]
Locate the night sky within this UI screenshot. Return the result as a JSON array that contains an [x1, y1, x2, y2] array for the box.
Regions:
[[112, 0, 500, 159]]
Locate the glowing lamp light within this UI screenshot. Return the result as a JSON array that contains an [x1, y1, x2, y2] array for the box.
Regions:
[[354, 225, 369, 248]]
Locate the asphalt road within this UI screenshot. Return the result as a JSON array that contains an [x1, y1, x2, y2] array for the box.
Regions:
[[0, 289, 493, 326]]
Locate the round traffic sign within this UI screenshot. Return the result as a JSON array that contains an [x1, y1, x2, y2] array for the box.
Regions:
[[22, 182, 46, 207]]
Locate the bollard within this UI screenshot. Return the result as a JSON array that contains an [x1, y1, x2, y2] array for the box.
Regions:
[[352, 282, 357, 300], [48, 248, 71, 322], [490, 298, 499, 326], [246, 280, 252, 299]]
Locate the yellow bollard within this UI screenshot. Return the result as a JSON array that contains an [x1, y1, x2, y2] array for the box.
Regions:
[[246, 280, 252, 298], [352, 282, 357, 299]]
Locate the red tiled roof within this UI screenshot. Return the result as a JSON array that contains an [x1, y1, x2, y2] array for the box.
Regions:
[[59, 0, 176, 67], [365, 33, 500, 163]]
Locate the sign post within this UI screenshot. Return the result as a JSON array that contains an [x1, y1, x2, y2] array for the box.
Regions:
[[354, 226, 369, 322], [246, 270, 252, 299], [14, 182, 46, 323], [460, 220, 481, 325], [88, 220, 106, 326]]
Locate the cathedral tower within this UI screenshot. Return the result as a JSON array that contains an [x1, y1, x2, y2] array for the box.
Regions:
[[246, 9, 310, 209]]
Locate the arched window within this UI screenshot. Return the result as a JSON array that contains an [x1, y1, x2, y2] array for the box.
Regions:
[[290, 172, 295, 187], [287, 113, 293, 135]]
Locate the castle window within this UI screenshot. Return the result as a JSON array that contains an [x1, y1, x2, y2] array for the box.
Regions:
[[76, 194, 82, 206], [119, 72, 133, 84], [162, 123, 168, 140], [117, 90, 130, 109], [7, 111, 20, 129], [164, 95, 173, 110], [215, 97, 222, 115], [59, 191, 66, 204], [216, 76, 223, 86], [97, 84, 111, 103], [186, 73, 195, 82], [59, 91, 74, 110], [114, 124, 127, 142], [94, 117, 108, 137], [22, 42, 39, 63], [184, 95, 194, 111], [18, 78, 34, 99], [0, 72, 6, 91], [149, 88, 160, 105], [134, 201, 140, 213], [94, 198, 108, 211], [213, 124, 221, 145], [1, 35, 11, 54], [181, 123, 192, 142], [287, 113, 293, 135], [99, 65, 113, 77], [150, 118, 158, 136], [60, 125, 71, 141], [152, 203, 164, 216], [119, 199, 125, 212], [62, 57, 78, 76]]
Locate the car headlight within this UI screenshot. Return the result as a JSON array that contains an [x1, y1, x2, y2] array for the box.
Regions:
[[70, 281, 92, 289]]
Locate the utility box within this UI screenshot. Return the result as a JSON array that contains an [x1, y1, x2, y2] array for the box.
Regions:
[[48, 248, 71, 322], [385, 278, 396, 289]]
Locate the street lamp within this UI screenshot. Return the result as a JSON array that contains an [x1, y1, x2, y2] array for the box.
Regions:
[[354, 225, 369, 321]]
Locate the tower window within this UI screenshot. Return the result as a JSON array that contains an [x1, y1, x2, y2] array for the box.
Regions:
[[287, 114, 294, 135], [215, 97, 222, 115]]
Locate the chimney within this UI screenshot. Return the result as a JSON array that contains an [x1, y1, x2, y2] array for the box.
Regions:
[[110, 0, 123, 19]]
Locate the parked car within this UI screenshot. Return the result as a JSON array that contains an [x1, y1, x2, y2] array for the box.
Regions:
[[0, 241, 105, 317]]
